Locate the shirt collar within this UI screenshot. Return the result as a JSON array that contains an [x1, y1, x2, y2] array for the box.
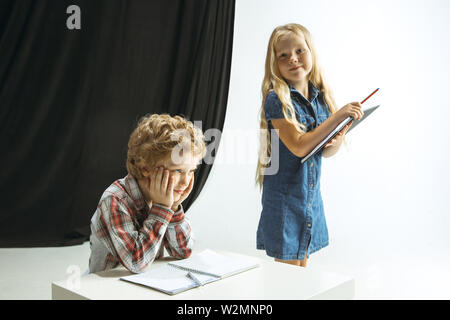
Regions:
[[124, 174, 147, 211], [289, 81, 320, 103]]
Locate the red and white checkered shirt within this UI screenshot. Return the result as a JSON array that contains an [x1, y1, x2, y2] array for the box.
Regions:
[[89, 174, 194, 273]]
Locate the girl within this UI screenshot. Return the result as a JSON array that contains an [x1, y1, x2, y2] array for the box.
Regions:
[[256, 23, 363, 267]]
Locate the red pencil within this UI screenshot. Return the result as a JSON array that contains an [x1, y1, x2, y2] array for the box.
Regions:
[[361, 88, 379, 104]]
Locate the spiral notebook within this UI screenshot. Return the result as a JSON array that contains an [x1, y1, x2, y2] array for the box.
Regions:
[[120, 249, 259, 295]]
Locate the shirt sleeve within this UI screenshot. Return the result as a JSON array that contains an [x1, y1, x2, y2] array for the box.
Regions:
[[264, 91, 285, 121], [94, 196, 175, 273], [162, 204, 194, 259]]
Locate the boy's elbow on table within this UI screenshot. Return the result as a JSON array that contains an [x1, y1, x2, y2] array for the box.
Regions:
[[124, 260, 152, 274]]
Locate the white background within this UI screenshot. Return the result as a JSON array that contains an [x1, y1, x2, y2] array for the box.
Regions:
[[189, 0, 450, 298]]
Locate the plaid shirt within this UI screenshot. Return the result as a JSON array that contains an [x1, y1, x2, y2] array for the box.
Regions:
[[89, 174, 194, 274]]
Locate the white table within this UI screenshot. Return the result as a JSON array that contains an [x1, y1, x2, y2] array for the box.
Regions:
[[52, 250, 354, 300]]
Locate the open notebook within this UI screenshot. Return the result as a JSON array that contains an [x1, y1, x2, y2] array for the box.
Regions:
[[120, 249, 260, 295]]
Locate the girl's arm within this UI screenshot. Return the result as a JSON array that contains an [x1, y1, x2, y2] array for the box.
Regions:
[[271, 102, 363, 158], [322, 121, 352, 158]]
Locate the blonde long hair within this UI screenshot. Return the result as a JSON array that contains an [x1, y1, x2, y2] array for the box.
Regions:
[[256, 23, 337, 189]]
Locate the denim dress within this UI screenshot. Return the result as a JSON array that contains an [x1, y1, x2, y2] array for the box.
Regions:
[[257, 82, 331, 261]]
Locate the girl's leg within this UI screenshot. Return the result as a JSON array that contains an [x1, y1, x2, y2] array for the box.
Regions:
[[275, 255, 307, 267], [274, 236, 310, 267], [274, 237, 310, 267]]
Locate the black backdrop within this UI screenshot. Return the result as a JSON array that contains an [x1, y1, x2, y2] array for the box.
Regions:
[[0, 0, 235, 247]]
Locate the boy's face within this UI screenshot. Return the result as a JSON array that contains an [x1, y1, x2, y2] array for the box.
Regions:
[[154, 152, 200, 202]]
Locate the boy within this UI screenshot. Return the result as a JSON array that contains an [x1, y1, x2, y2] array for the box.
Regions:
[[89, 114, 206, 273]]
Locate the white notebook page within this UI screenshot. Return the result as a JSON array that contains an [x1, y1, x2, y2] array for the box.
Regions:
[[168, 249, 259, 278], [120, 264, 197, 294]]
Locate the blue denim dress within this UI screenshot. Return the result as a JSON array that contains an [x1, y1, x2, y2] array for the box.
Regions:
[[257, 82, 331, 261]]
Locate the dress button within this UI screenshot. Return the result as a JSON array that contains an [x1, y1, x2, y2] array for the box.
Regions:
[[310, 162, 314, 167], [308, 223, 312, 228], [310, 184, 314, 188], [308, 203, 312, 207]]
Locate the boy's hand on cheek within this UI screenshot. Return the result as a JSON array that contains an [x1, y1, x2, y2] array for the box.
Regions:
[[171, 175, 194, 212], [148, 167, 175, 209]]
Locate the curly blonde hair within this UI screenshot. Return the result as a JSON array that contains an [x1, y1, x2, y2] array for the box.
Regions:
[[126, 114, 206, 179]]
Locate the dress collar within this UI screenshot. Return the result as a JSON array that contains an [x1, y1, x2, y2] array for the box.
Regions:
[[289, 81, 320, 103]]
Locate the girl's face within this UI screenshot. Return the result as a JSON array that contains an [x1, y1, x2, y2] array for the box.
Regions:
[[274, 33, 312, 86]]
